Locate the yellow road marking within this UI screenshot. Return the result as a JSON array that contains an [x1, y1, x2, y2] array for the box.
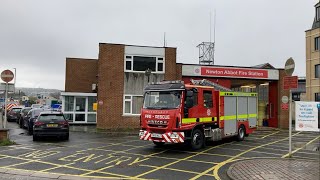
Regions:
[[80, 165, 115, 176], [0, 167, 127, 179], [133, 142, 232, 178], [140, 164, 215, 177], [0, 160, 33, 168], [261, 131, 280, 139], [40, 162, 75, 172], [282, 135, 320, 158], [0, 153, 131, 178], [200, 132, 299, 180], [93, 147, 218, 165]]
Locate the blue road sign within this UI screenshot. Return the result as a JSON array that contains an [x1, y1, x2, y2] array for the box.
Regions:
[[317, 103, 320, 109]]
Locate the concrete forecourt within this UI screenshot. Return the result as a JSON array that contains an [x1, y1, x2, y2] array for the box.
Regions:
[[0, 118, 319, 180]]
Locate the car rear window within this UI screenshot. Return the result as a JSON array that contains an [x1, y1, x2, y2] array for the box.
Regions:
[[38, 114, 65, 122], [12, 108, 22, 112]]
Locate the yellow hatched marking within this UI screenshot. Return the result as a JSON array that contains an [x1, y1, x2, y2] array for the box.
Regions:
[[261, 131, 280, 139], [140, 164, 215, 177], [133, 142, 232, 178], [282, 135, 320, 158], [189, 132, 302, 180]]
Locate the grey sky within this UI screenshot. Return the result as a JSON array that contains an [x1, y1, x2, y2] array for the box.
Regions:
[[0, 0, 317, 90]]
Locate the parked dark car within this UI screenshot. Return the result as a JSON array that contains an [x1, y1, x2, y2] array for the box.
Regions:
[[7, 106, 23, 122], [23, 108, 45, 134], [18, 107, 32, 128], [33, 112, 69, 141]]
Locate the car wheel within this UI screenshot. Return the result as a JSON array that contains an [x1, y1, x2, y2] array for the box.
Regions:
[[191, 129, 204, 150], [19, 119, 23, 128], [153, 141, 165, 147], [28, 125, 33, 135], [33, 135, 38, 141], [64, 134, 69, 141], [236, 125, 245, 141]]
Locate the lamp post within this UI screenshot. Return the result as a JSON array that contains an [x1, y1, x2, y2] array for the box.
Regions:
[[13, 68, 16, 94]]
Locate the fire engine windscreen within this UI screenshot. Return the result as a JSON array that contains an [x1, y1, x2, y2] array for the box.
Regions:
[[143, 91, 181, 109]]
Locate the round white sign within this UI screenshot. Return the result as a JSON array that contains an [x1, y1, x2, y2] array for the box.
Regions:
[[281, 96, 289, 104]]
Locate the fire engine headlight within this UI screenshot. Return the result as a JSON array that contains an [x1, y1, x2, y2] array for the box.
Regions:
[[170, 132, 179, 139]]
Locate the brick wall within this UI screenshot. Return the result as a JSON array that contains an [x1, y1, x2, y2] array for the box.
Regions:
[[65, 58, 98, 93], [97, 44, 178, 129], [165, 48, 179, 80]]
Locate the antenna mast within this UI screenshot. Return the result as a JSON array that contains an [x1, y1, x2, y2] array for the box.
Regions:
[[198, 11, 216, 65]]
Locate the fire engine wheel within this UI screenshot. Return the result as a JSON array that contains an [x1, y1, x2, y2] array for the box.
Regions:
[[191, 129, 204, 150], [237, 125, 245, 141], [153, 141, 165, 147]]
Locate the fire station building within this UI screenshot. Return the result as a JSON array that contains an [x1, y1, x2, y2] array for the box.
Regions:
[[62, 43, 290, 129]]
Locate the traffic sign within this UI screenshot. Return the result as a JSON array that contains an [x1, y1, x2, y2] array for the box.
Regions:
[[284, 57, 295, 76], [281, 103, 289, 110], [1, 70, 14, 83], [283, 76, 298, 90]]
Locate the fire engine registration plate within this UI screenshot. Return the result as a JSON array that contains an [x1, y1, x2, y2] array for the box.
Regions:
[[151, 133, 162, 138]]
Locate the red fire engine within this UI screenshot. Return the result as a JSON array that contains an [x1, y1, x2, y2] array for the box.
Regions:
[[139, 79, 258, 150]]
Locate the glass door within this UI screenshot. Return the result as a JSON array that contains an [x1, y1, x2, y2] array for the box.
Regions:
[[75, 97, 86, 122]]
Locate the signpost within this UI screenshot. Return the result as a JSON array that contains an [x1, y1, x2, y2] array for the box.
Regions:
[[284, 58, 296, 158], [1, 70, 14, 129], [295, 102, 320, 132]]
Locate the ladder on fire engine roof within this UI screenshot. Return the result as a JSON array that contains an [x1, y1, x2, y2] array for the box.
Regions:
[[191, 79, 232, 92]]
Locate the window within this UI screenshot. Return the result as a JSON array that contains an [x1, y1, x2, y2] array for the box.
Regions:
[[315, 93, 320, 102], [88, 97, 96, 112], [203, 90, 213, 108], [64, 96, 74, 111], [144, 91, 182, 109], [315, 64, 320, 78], [87, 114, 96, 122], [316, 6, 320, 21], [123, 95, 143, 115], [315, 37, 320, 51], [124, 55, 164, 73], [185, 90, 198, 108]]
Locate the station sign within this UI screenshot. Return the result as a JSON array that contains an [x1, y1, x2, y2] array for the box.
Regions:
[[182, 65, 279, 80], [295, 101, 320, 132]]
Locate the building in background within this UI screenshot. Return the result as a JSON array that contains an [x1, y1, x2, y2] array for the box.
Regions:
[[63, 43, 294, 129], [306, 1, 320, 102], [292, 77, 306, 101], [61, 58, 98, 124]]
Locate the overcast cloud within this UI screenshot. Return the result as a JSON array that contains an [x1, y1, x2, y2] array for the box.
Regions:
[[0, 0, 317, 90]]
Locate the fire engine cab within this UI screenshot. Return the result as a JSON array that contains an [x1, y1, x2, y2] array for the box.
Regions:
[[139, 79, 258, 150]]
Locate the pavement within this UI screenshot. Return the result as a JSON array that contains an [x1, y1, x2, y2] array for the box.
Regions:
[[0, 114, 319, 180]]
